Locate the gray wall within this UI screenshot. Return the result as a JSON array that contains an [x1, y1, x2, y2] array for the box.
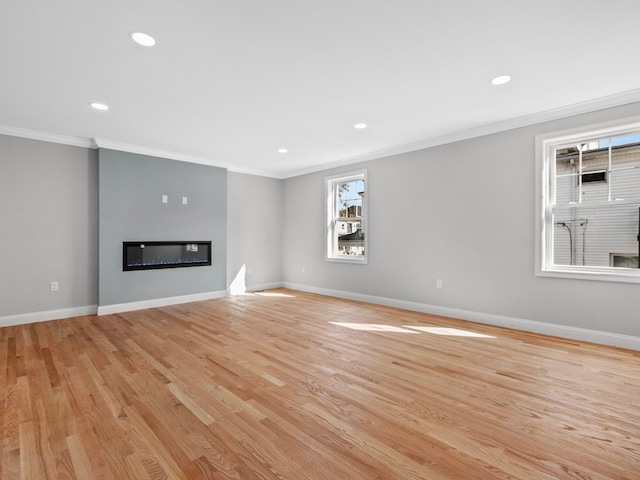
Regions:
[[282, 102, 640, 337], [98, 149, 227, 306], [0, 135, 98, 316], [227, 172, 283, 290]]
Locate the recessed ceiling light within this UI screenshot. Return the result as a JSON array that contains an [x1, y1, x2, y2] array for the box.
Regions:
[[130, 32, 156, 47], [278, 148, 288, 153], [491, 75, 511, 85], [90, 102, 109, 111], [354, 123, 367, 129]]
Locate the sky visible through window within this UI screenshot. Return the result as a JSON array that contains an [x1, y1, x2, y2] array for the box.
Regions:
[[599, 133, 640, 148], [337, 179, 364, 214]]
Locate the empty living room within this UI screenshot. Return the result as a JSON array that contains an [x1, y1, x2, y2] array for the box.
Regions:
[[2, 1, 640, 479]]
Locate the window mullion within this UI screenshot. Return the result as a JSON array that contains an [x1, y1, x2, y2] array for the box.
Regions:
[[608, 140, 612, 202], [578, 147, 583, 204]]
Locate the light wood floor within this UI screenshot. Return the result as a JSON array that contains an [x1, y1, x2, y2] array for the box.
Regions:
[[1, 289, 639, 479]]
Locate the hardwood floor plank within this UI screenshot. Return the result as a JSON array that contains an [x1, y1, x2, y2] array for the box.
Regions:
[[34, 397, 77, 480], [66, 432, 96, 480], [123, 453, 153, 480], [18, 419, 47, 480], [167, 383, 216, 426], [122, 403, 189, 480]]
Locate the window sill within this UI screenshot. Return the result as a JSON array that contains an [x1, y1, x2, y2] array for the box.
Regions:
[[536, 266, 640, 284], [325, 256, 368, 265]]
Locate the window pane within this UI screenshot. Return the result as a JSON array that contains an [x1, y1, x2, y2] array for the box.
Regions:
[[579, 171, 609, 203], [610, 143, 640, 201], [553, 204, 640, 267], [555, 148, 579, 204], [336, 179, 364, 217], [610, 169, 640, 201], [579, 146, 609, 203], [604, 133, 640, 148], [555, 173, 579, 204], [335, 178, 365, 256]]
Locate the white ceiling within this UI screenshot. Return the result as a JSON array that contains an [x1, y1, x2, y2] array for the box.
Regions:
[[2, 0, 640, 178]]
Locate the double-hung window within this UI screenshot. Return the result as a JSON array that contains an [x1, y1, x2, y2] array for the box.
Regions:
[[326, 170, 367, 263], [536, 117, 640, 282]]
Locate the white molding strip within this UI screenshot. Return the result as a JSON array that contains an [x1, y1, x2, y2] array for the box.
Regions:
[[4, 285, 638, 350], [283, 88, 640, 178], [0, 124, 94, 149], [93, 138, 283, 179], [245, 282, 285, 292], [0, 305, 98, 328], [282, 282, 640, 351], [93, 138, 230, 169], [97, 290, 228, 316], [4, 88, 640, 181], [227, 282, 285, 296]]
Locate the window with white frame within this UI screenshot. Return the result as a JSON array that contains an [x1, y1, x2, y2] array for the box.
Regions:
[[536, 118, 640, 282], [326, 170, 367, 263]]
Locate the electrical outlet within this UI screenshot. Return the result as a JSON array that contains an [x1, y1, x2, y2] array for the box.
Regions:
[[436, 279, 443, 289], [302, 265, 306, 273], [50, 281, 59, 292]]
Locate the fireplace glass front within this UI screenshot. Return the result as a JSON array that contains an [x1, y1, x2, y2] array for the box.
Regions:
[[123, 241, 212, 271]]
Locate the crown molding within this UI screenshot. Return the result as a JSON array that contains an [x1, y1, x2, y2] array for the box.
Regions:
[[93, 138, 229, 168], [0, 124, 94, 149], [92, 138, 283, 178], [3, 87, 640, 180], [281, 88, 640, 178]]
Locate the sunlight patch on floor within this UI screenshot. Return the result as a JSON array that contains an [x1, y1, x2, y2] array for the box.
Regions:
[[404, 326, 496, 338], [254, 292, 296, 298], [330, 322, 496, 338], [330, 322, 419, 333]]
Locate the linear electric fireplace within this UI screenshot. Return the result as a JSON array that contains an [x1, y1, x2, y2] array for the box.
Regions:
[[123, 241, 212, 271]]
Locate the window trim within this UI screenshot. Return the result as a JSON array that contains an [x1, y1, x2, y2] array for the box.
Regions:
[[535, 115, 640, 284], [325, 170, 368, 264]]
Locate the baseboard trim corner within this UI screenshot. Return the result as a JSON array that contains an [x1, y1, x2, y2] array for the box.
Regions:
[[246, 282, 284, 292]]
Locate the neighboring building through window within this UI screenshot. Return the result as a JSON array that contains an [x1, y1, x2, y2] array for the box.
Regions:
[[326, 170, 367, 263], [536, 118, 640, 283]]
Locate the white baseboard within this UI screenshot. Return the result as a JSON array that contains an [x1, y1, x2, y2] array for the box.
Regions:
[[97, 290, 228, 315], [246, 282, 284, 292], [282, 282, 640, 351], [5, 285, 639, 351], [0, 305, 98, 328]]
